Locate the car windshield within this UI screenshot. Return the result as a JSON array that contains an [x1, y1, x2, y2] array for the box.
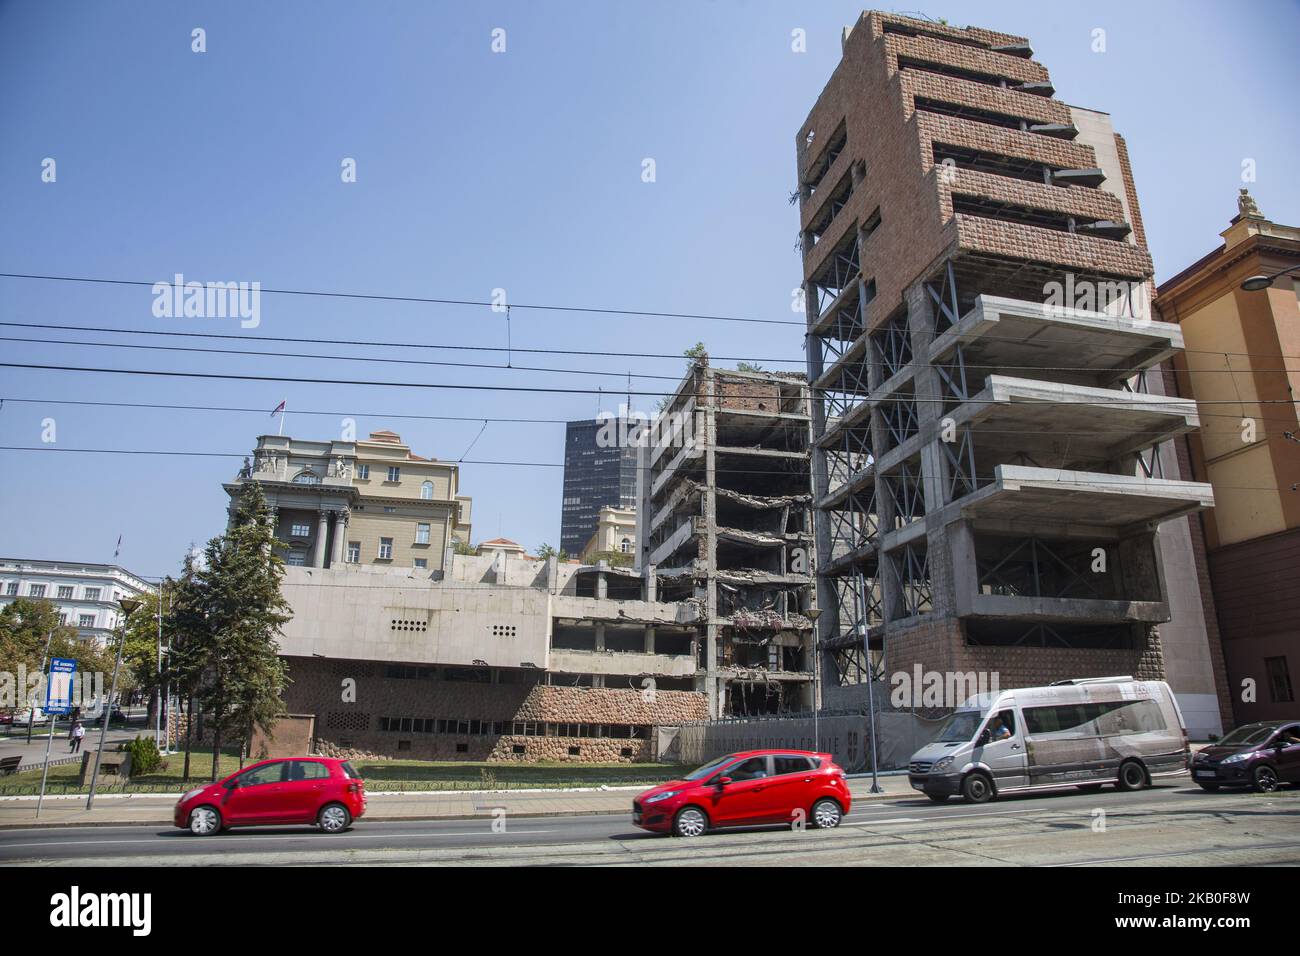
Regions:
[[936, 711, 984, 743], [681, 755, 735, 781], [1217, 724, 1278, 747]]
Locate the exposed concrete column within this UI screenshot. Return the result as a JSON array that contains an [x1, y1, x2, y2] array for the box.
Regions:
[[644, 564, 657, 601], [702, 366, 720, 718], [645, 626, 656, 655], [594, 623, 606, 652], [312, 509, 329, 568], [329, 511, 346, 567], [596, 568, 608, 600]]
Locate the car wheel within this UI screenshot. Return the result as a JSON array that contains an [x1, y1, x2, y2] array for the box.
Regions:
[[317, 802, 351, 833], [961, 772, 993, 804], [1076, 783, 1104, 793], [1197, 783, 1220, 792], [188, 805, 222, 836], [811, 798, 843, 829], [1251, 765, 1279, 794], [927, 794, 949, 804], [1116, 760, 1148, 792], [672, 806, 708, 837]]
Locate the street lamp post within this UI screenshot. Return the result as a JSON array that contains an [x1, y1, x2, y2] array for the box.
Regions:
[[806, 607, 823, 752], [86, 597, 141, 810], [25, 629, 54, 747], [1240, 263, 1300, 291]]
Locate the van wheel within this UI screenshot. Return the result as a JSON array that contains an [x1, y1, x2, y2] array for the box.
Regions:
[[1251, 765, 1279, 794], [1116, 760, 1148, 791], [188, 805, 222, 836], [672, 806, 708, 837], [317, 803, 351, 833], [811, 798, 843, 829], [961, 772, 993, 804]]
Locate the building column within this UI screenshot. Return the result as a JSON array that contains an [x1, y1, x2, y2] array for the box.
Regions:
[[330, 511, 347, 567], [645, 626, 656, 655], [312, 509, 329, 568]]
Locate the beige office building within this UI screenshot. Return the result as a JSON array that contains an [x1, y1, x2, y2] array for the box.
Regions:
[[580, 505, 636, 564], [225, 430, 472, 575]]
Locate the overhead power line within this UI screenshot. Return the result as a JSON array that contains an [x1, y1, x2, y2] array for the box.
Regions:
[[0, 444, 1281, 492], [5, 361, 1298, 409], [3, 396, 1296, 429], [4, 325, 1295, 376], [0, 321, 806, 366], [0, 272, 805, 327]]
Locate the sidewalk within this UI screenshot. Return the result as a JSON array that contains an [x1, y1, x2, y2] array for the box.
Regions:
[[0, 775, 917, 829]]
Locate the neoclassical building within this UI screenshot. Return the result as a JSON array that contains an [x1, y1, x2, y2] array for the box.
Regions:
[[224, 430, 472, 575]]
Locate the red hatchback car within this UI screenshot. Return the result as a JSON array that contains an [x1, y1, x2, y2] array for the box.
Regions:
[[174, 757, 366, 836], [633, 750, 851, 837]]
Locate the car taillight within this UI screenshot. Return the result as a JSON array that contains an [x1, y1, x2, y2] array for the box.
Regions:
[[347, 782, 362, 794]]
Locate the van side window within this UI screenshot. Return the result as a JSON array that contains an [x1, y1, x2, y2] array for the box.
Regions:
[[985, 710, 1015, 740], [1025, 700, 1163, 737]]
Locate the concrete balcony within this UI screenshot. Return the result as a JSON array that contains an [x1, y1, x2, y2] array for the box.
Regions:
[[548, 648, 697, 679]]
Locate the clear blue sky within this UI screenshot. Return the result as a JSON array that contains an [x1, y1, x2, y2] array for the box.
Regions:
[[1, 0, 1296, 580]]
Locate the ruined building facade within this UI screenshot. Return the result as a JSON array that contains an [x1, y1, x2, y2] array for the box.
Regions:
[[797, 11, 1225, 734], [638, 363, 816, 718]]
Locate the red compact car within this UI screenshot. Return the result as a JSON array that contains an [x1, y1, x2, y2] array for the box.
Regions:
[[174, 757, 366, 836], [633, 750, 851, 837]]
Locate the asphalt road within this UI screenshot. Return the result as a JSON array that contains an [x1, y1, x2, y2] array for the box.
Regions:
[[4, 782, 1298, 866]]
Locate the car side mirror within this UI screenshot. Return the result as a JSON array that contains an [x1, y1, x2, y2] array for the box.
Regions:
[[225, 779, 239, 790], [716, 776, 732, 788]]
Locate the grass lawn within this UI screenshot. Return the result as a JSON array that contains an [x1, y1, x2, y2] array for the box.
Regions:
[[350, 759, 682, 791], [0, 751, 683, 795], [0, 748, 246, 796]]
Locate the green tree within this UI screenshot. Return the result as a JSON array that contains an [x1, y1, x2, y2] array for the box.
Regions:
[[736, 361, 764, 373], [166, 484, 292, 780], [453, 540, 479, 556], [0, 599, 114, 707]]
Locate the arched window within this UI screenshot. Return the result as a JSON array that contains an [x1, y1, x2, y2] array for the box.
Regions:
[[619, 538, 631, 553], [292, 471, 320, 485], [421, 481, 434, 500]]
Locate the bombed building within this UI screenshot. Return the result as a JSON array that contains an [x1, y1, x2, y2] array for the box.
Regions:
[[795, 11, 1225, 734], [637, 361, 817, 718]]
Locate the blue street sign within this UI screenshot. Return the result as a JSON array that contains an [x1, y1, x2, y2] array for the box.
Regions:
[[45, 658, 77, 715]]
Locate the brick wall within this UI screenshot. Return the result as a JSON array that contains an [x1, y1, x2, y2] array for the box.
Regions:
[[281, 656, 708, 763], [884, 617, 1167, 695]]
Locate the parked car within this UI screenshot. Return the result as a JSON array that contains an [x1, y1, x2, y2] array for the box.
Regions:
[[1190, 720, 1300, 793], [11, 708, 49, 727], [92, 708, 127, 726], [0, 711, 14, 725], [632, 750, 851, 837], [908, 676, 1189, 804], [174, 757, 367, 836]]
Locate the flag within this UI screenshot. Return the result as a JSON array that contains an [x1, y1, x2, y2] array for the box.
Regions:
[[271, 400, 286, 417], [113, 534, 122, 560]]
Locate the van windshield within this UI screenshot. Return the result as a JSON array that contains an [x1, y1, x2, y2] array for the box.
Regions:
[[936, 712, 984, 743]]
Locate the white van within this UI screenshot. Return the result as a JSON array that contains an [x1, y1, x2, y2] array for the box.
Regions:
[[907, 676, 1189, 803]]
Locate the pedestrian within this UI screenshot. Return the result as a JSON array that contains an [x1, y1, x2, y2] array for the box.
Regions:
[[69, 720, 85, 753]]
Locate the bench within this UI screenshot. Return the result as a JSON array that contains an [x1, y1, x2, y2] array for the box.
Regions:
[[0, 755, 22, 776]]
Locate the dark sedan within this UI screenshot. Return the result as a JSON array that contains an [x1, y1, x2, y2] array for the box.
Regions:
[[1190, 720, 1300, 793]]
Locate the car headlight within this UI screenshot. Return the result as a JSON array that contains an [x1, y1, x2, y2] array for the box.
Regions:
[[179, 788, 206, 803], [644, 790, 680, 804], [1220, 752, 1251, 764], [932, 756, 954, 772]]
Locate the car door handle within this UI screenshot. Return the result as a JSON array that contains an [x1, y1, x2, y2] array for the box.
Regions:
[[1011, 743, 1022, 750], [753, 786, 765, 791]]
